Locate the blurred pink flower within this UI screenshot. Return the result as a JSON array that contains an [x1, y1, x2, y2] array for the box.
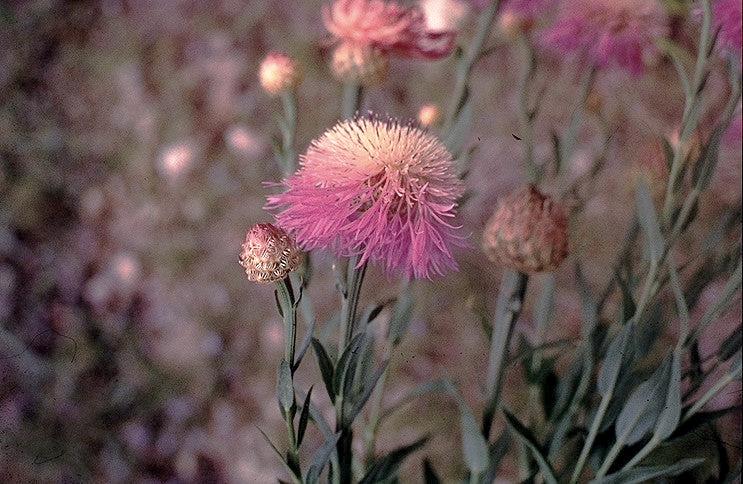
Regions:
[[713, 0, 742, 58], [540, 0, 668, 75], [267, 117, 465, 279], [323, 0, 455, 59]]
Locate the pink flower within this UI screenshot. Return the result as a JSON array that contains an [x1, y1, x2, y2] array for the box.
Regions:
[[713, 0, 742, 58], [540, 0, 668, 75], [323, 0, 455, 59], [267, 117, 466, 279]]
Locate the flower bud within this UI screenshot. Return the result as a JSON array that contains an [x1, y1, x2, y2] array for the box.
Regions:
[[483, 185, 569, 273], [239, 223, 302, 283], [418, 104, 442, 127], [259, 53, 302, 96], [331, 42, 389, 85]]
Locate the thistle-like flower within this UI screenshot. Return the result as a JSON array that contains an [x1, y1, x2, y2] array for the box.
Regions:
[[483, 185, 569, 274], [259, 53, 302, 96], [239, 223, 302, 283], [267, 117, 465, 279], [323, 0, 455, 73], [540, 0, 668, 75]]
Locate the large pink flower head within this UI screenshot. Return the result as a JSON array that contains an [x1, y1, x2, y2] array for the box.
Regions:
[[323, 0, 455, 59], [267, 117, 466, 279], [540, 0, 668, 75], [713, 0, 742, 59]]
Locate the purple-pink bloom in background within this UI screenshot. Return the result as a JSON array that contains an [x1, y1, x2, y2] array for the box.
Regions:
[[267, 117, 466, 279], [540, 0, 668, 75], [713, 0, 742, 58], [500, 0, 555, 21], [323, 0, 455, 59]]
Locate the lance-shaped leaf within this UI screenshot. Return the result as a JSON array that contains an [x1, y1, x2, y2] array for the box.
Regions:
[[334, 332, 366, 396], [297, 385, 313, 447], [597, 322, 635, 397], [311, 338, 335, 403], [635, 179, 664, 265], [595, 457, 704, 484], [359, 435, 428, 483], [615, 355, 673, 445], [346, 360, 389, 426], [305, 432, 342, 484], [257, 427, 299, 481], [653, 351, 682, 440], [447, 384, 489, 476], [388, 286, 414, 346], [293, 315, 317, 372], [277, 358, 294, 416], [503, 410, 558, 484]]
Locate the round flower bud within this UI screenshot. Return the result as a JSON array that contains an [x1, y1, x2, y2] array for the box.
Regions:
[[259, 53, 302, 96], [239, 223, 302, 283], [331, 42, 389, 85], [418, 104, 442, 127], [483, 185, 569, 273]]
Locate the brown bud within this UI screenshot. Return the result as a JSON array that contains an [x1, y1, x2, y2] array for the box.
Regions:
[[239, 223, 302, 283], [483, 185, 569, 273]]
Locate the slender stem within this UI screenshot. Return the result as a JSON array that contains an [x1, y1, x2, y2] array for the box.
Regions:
[[516, 33, 539, 184], [559, 67, 596, 166], [342, 82, 362, 119], [277, 278, 298, 368], [683, 364, 742, 423], [482, 270, 529, 439], [443, 0, 501, 134], [662, 0, 712, 222], [280, 90, 298, 175], [570, 388, 613, 484]]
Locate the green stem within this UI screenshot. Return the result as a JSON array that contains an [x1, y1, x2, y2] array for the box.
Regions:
[[559, 67, 596, 167], [443, 0, 501, 134], [482, 270, 529, 439], [342, 82, 363, 119], [570, 388, 613, 484], [280, 90, 298, 175], [683, 364, 742, 422], [516, 33, 539, 184], [662, 0, 712, 222]]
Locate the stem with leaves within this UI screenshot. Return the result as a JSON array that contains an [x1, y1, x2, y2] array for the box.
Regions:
[[482, 270, 529, 439]]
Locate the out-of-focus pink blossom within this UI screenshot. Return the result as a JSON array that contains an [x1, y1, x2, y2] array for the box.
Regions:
[[158, 142, 196, 181], [540, 0, 668, 75], [420, 0, 470, 33], [713, 0, 742, 58], [323, 0, 455, 59], [267, 117, 466, 279], [501, 0, 554, 22]]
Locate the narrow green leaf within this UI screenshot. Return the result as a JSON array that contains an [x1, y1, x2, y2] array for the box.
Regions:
[[635, 179, 665, 264], [718, 328, 742, 362], [311, 338, 335, 404], [293, 314, 317, 371], [297, 385, 313, 447], [380, 379, 452, 422], [346, 360, 389, 425], [277, 358, 294, 416], [615, 355, 672, 445], [359, 436, 428, 483], [503, 410, 558, 484], [653, 352, 682, 440], [452, 393, 489, 475], [595, 457, 704, 484], [257, 427, 298, 479], [597, 322, 634, 396], [334, 332, 366, 398], [305, 432, 342, 484]]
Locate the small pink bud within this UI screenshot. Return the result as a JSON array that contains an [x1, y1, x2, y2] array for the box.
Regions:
[[418, 104, 442, 127], [259, 53, 302, 96], [239, 223, 302, 284], [331, 42, 389, 85], [483, 185, 569, 273]]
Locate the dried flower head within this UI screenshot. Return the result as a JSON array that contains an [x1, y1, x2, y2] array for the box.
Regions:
[[239, 223, 302, 284], [483, 185, 568, 273], [267, 116, 466, 279], [418, 104, 442, 127], [259, 53, 302, 96], [323, 0, 455, 60], [713, 0, 742, 59], [331, 42, 390, 85], [540, 0, 668, 75]]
